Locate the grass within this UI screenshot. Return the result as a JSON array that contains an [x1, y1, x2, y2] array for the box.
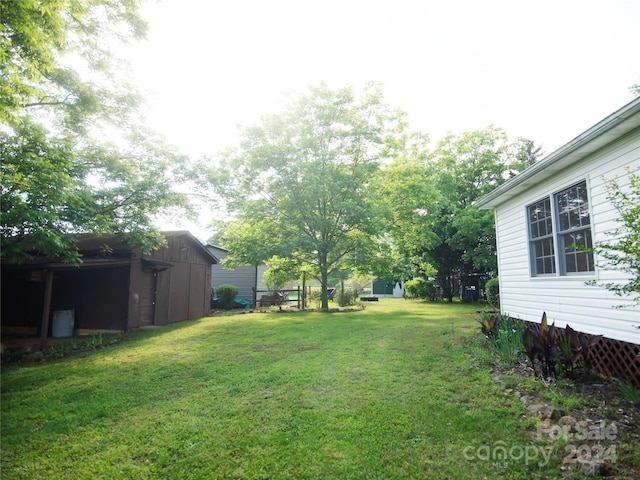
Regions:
[[2, 299, 564, 479]]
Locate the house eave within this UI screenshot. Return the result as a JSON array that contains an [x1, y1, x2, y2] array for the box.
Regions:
[[475, 97, 640, 210]]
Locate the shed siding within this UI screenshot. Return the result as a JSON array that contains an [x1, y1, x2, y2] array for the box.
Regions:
[[495, 131, 640, 343], [147, 234, 213, 323], [188, 263, 208, 319]]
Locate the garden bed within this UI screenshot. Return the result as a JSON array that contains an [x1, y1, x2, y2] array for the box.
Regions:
[[467, 322, 640, 479]]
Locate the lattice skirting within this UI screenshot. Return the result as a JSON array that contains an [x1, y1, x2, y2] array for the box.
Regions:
[[588, 336, 640, 389]]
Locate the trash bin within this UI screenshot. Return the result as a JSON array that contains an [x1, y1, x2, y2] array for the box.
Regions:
[[52, 310, 75, 337]]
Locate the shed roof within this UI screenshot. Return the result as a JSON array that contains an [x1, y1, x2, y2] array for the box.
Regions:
[[160, 231, 218, 264], [475, 97, 640, 210], [3, 230, 217, 268]]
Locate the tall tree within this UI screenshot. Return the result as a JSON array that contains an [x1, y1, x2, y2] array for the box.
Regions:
[[428, 127, 535, 299], [1, 0, 196, 263], [212, 83, 405, 310], [371, 135, 439, 281], [379, 127, 538, 301]]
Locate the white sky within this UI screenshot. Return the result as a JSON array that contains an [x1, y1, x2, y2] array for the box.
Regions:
[[123, 0, 640, 240]]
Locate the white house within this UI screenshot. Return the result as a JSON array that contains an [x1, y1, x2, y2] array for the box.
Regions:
[[475, 97, 640, 346]]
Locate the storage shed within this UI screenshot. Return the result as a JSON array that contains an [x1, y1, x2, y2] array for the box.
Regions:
[[1, 231, 217, 347]]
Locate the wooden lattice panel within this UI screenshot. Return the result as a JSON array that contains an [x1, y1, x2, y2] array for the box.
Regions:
[[588, 337, 640, 389]]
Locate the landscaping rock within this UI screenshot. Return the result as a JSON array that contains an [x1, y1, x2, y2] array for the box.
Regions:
[[577, 458, 608, 476], [559, 415, 577, 428], [527, 403, 554, 419]]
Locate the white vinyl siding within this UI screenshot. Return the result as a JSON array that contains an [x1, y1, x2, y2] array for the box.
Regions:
[[494, 130, 640, 344]]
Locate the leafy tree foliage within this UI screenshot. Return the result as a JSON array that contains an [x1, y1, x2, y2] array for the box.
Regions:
[[212, 83, 405, 310], [425, 127, 537, 300], [378, 127, 539, 301], [370, 141, 439, 283], [1, 0, 146, 130], [1, 0, 195, 263], [587, 167, 640, 307]]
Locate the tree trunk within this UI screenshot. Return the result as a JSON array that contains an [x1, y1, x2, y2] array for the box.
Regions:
[[319, 251, 329, 311]]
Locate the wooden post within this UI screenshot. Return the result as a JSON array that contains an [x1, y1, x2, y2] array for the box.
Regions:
[[252, 286, 257, 309], [301, 272, 306, 310], [39, 269, 54, 350]]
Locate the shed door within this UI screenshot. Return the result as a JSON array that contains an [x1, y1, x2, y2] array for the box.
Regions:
[[139, 271, 156, 326]]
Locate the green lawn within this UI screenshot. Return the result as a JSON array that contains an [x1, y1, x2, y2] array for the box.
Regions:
[[2, 300, 561, 479]]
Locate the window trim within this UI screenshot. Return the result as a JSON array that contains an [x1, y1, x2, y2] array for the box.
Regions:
[[527, 179, 596, 278]]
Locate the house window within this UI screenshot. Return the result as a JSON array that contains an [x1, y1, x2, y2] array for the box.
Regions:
[[528, 197, 556, 275], [554, 181, 594, 274], [527, 180, 595, 277]]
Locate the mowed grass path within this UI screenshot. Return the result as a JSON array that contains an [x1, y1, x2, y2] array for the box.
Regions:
[[2, 300, 554, 479]]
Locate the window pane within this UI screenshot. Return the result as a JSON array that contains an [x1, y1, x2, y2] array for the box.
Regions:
[[544, 257, 556, 274], [575, 251, 591, 272], [568, 208, 580, 229], [545, 217, 553, 236], [561, 229, 594, 273], [554, 181, 594, 275], [532, 219, 540, 239], [555, 181, 591, 233], [532, 238, 555, 275]]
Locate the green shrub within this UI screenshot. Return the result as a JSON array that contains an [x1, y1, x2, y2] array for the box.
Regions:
[[337, 289, 356, 307], [614, 378, 640, 404], [476, 313, 526, 365], [404, 278, 436, 299], [485, 277, 500, 308], [215, 284, 240, 309], [492, 316, 526, 364]]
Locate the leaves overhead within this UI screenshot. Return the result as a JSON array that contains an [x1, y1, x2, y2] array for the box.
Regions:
[[1, 0, 197, 263]]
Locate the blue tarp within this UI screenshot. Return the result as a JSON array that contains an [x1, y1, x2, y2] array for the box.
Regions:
[[234, 298, 251, 308]]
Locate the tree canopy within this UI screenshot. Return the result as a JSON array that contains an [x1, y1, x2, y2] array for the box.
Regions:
[[1, 0, 196, 263], [378, 127, 540, 301], [212, 83, 405, 310], [211, 84, 542, 306]]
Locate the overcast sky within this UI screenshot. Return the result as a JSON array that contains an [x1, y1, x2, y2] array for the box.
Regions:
[[123, 0, 640, 238]]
